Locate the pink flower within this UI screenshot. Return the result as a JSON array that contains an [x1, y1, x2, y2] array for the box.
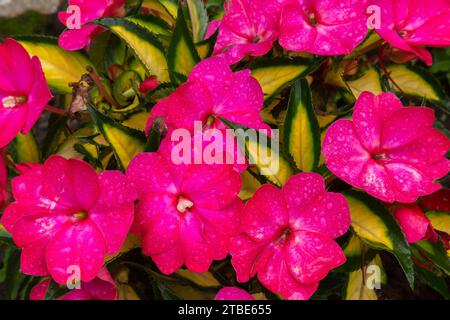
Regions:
[[58, 0, 125, 51], [373, 0, 450, 66], [206, 0, 284, 64], [393, 204, 437, 243], [215, 287, 254, 300], [126, 151, 243, 274], [30, 268, 117, 300], [230, 173, 350, 300], [1, 155, 136, 284], [278, 0, 369, 55], [147, 56, 268, 134], [0, 39, 52, 148], [323, 92, 450, 203]]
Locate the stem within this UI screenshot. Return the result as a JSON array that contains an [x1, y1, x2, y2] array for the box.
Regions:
[[45, 105, 66, 116], [87, 67, 119, 108]]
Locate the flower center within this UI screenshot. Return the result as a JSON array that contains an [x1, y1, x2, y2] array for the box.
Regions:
[[274, 227, 292, 245], [308, 13, 318, 25], [372, 153, 389, 161], [176, 196, 194, 213], [73, 211, 88, 220], [206, 115, 215, 127], [2, 96, 27, 109]]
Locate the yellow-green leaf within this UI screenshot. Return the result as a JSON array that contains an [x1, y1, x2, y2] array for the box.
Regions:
[[17, 36, 93, 94], [89, 104, 146, 170], [347, 68, 383, 98], [9, 132, 40, 164], [141, 0, 176, 24], [168, 6, 200, 83], [386, 64, 449, 113], [95, 18, 170, 82], [345, 255, 385, 300], [175, 270, 221, 288], [345, 190, 414, 288], [220, 117, 295, 187], [283, 79, 320, 172], [426, 211, 450, 235], [187, 0, 209, 42], [127, 14, 171, 36], [251, 58, 324, 105]]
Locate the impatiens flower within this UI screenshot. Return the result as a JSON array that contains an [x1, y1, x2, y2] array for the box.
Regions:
[[373, 0, 450, 66], [205, 0, 284, 64], [0, 39, 52, 148], [215, 287, 254, 300], [393, 204, 437, 243], [278, 0, 369, 55], [30, 268, 117, 300], [1, 155, 136, 284], [126, 151, 243, 275], [58, 0, 125, 51], [147, 56, 269, 172], [147, 56, 268, 134], [230, 173, 350, 300], [323, 92, 450, 203]]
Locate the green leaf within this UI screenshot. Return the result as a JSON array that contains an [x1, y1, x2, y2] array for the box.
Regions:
[[345, 255, 384, 300], [127, 14, 171, 36], [426, 211, 450, 235], [347, 67, 383, 98], [95, 18, 170, 82], [386, 64, 450, 113], [339, 235, 376, 272], [283, 79, 320, 172], [88, 104, 146, 171], [219, 117, 296, 187], [168, 6, 201, 83], [413, 240, 450, 276], [17, 36, 93, 94], [250, 58, 324, 105], [344, 190, 414, 288], [187, 0, 209, 42], [141, 0, 176, 25], [415, 266, 450, 299], [9, 131, 40, 164]]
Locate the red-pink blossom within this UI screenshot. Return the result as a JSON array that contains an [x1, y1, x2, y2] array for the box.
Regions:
[[139, 76, 159, 94], [323, 92, 450, 203], [215, 287, 254, 300], [205, 0, 284, 64], [393, 204, 437, 243], [0, 39, 52, 148], [373, 0, 450, 66], [126, 151, 243, 275], [30, 268, 117, 300], [147, 56, 268, 134], [230, 173, 350, 300], [58, 0, 125, 51], [1, 155, 136, 284], [278, 0, 369, 55]]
